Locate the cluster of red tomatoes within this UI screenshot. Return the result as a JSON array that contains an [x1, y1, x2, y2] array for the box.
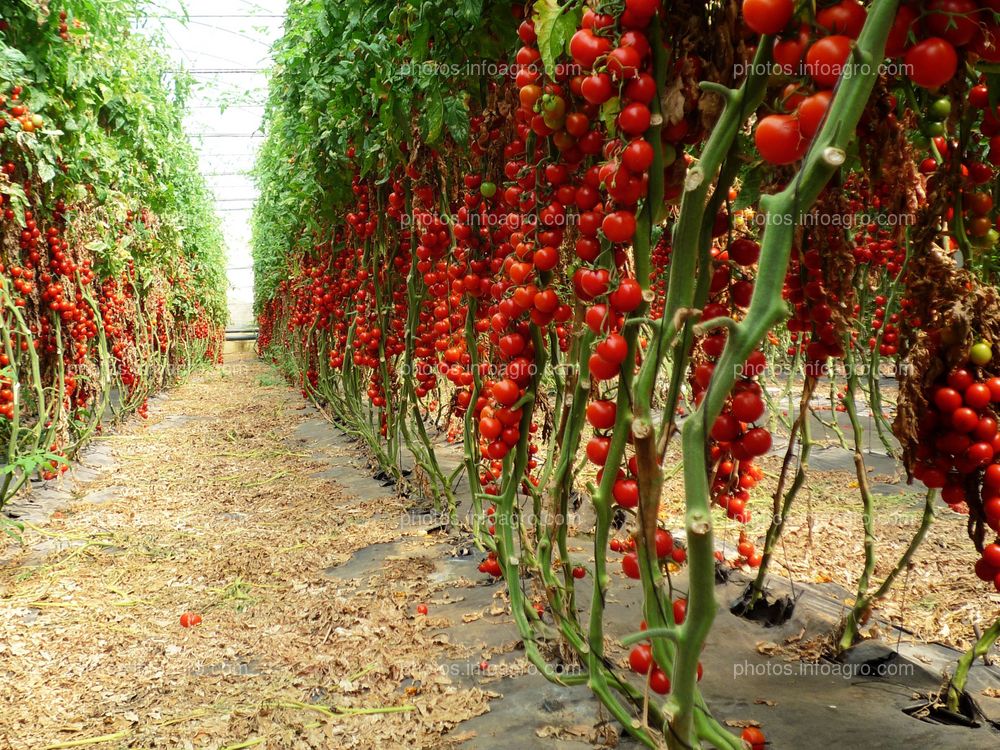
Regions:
[[618, 526, 688, 579], [912, 352, 1000, 592], [0, 85, 44, 134], [685, 237, 770, 526], [56, 9, 72, 42], [478, 549, 503, 578], [99, 270, 141, 390], [783, 229, 850, 371], [626, 597, 693, 695], [749, 0, 997, 167], [0, 364, 12, 420]]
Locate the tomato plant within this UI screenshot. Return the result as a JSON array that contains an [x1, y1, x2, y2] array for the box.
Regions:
[[249, 0, 1000, 746], [0, 2, 226, 509]]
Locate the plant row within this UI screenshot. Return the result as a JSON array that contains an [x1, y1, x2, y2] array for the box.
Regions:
[[253, 1, 1000, 746], [0, 2, 227, 512]]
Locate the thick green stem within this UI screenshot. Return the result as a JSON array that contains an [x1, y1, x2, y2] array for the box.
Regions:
[[666, 4, 899, 745]]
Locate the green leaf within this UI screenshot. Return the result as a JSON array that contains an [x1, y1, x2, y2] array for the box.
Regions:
[[37, 160, 56, 183], [424, 89, 445, 144], [443, 96, 469, 145], [532, 0, 578, 77], [987, 72, 1000, 113], [733, 166, 763, 211], [460, 0, 484, 21], [410, 18, 430, 62], [600, 97, 621, 136]]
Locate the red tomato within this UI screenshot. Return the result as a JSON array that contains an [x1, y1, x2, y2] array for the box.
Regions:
[[597, 333, 629, 364], [923, 0, 980, 47], [965, 383, 992, 410], [773, 26, 810, 73], [805, 35, 853, 88], [728, 238, 760, 266], [625, 0, 659, 18], [602, 210, 637, 243], [570, 29, 612, 69], [179, 612, 202, 628], [984, 543, 1000, 568], [741, 427, 772, 457], [491, 378, 520, 407], [609, 277, 643, 312], [613, 478, 640, 508], [587, 399, 618, 429], [905, 37, 958, 89], [622, 139, 654, 172], [886, 5, 918, 57], [951, 407, 980, 433], [625, 73, 657, 103], [817, 0, 867, 38], [655, 528, 673, 558], [970, 22, 1000, 62], [621, 551, 641, 579], [711, 413, 741, 442], [533, 245, 559, 272], [589, 353, 621, 381], [480, 416, 502, 440], [968, 442, 995, 466], [741, 0, 794, 35], [618, 102, 651, 135], [649, 667, 671, 694], [948, 368, 974, 391], [629, 643, 653, 673], [934, 386, 964, 412], [754, 114, 806, 165], [581, 73, 613, 104], [741, 727, 766, 750], [731, 391, 765, 423], [587, 436, 611, 465], [607, 46, 641, 80], [796, 90, 833, 139]]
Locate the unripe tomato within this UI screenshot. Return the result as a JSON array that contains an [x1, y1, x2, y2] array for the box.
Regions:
[[970, 341, 993, 366]]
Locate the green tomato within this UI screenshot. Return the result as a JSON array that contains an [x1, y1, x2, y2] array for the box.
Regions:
[[922, 120, 945, 137], [480, 181, 497, 198], [661, 142, 677, 168], [971, 228, 999, 249], [928, 97, 951, 121], [970, 341, 993, 366]]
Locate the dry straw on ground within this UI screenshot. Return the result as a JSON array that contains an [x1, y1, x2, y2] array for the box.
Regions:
[[0, 356, 493, 750]]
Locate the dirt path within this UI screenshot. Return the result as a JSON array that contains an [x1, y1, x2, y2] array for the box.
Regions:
[[0, 355, 497, 750]]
